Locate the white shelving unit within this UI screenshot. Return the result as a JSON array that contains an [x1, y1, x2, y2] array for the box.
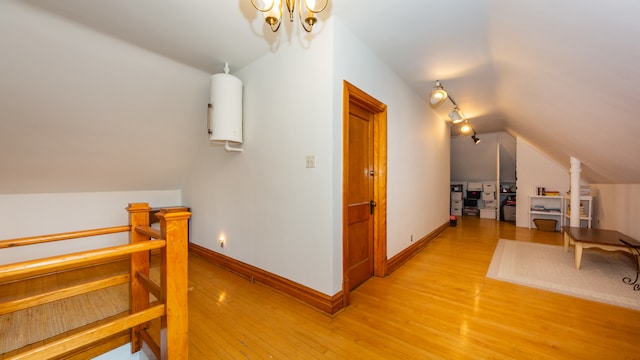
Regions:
[[564, 195, 593, 228], [450, 183, 463, 216], [499, 182, 516, 222], [528, 195, 564, 230]]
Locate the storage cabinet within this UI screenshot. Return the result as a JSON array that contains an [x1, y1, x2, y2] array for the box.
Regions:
[[564, 195, 593, 228], [450, 183, 464, 216], [480, 182, 497, 219], [464, 183, 482, 216], [528, 195, 564, 231]]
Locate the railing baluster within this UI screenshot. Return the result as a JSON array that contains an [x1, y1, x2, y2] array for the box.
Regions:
[[127, 202, 152, 353]]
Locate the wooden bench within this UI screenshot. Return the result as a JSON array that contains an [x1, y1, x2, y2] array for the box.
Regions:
[[562, 226, 640, 269]]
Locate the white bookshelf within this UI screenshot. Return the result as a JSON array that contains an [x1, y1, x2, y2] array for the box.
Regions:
[[528, 195, 564, 230], [564, 195, 593, 228]]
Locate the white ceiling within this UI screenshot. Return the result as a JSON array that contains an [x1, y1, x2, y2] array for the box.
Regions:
[[8, 0, 640, 184]]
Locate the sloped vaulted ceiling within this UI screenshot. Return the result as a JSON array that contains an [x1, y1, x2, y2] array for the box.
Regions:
[[487, 0, 640, 183], [3, 0, 640, 191], [336, 0, 640, 184]]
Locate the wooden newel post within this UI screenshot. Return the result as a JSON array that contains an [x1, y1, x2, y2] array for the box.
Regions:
[[156, 207, 191, 360], [127, 202, 152, 353]]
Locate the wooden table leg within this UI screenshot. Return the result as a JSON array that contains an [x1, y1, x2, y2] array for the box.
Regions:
[[564, 232, 570, 252], [575, 242, 583, 269]]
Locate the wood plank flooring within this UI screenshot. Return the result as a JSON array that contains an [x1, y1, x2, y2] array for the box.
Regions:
[[4, 216, 640, 358], [187, 216, 640, 359]]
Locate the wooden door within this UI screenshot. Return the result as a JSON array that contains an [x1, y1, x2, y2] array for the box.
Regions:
[[342, 81, 387, 308], [345, 102, 375, 291]]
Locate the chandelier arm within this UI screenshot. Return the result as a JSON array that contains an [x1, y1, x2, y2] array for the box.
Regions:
[[298, 4, 314, 32], [300, 18, 313, 32], [286, 0, 295, 21], [251, 0, 275, 12], [304, 0, 328, 13], [264, 0, 283, 32], [270, 19, 283, 32]]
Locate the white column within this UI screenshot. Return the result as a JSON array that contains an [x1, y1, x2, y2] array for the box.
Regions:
[[496, 140, 500, 220], [569, 157, 581, 227]]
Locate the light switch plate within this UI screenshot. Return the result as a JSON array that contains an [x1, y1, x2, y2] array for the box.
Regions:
[[306, 155, 316, 168]]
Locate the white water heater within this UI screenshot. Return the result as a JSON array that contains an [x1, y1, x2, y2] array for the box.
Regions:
[[208, 64, 243, 151]]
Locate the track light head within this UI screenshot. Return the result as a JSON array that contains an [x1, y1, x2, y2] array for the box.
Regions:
[[460, 121, 472, 135], [429, 80, 448, 106], [448, 107, 464, 124], [472, 131, 481, 144]]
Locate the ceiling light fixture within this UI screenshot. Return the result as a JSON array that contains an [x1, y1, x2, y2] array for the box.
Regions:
[[448, 107, 465, 124], [472, 131, 481, 144], [430, 80, 467, 124], [251, 0, 328, 32], [460, 121, 473, 135], [429, 80, 448, 106]]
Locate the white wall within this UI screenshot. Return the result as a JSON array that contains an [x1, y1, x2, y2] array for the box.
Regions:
[[0, 2, 204, 263], [590, 184, 640, 239], [93, 344, 147, 360], [451, 133, 496, 182], [0, 1, 207, 194], [183, 18, 451, 296], [499, 133, 517, 182], [2, 6, 451, 297], [515, 138, 569, 228], [0, 190, 181, 263], [451, 131, 515, 183], [332, 19, 450, 260], [183, 21, 336, 294]]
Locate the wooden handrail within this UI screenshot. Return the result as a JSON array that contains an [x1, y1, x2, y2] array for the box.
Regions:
[[0, 274, 130, 316], [1, 202, 191, 359], [0, 225, 131, 249], [0, 239, 165, 284], [134, 225, 161, 239], [4, 304, 166, 360]]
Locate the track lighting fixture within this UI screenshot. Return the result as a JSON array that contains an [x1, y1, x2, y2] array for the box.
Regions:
[[448, 107, 464, 124], [430, 80, 467, 124], [460, 121, 472, 135], [472, 131, 481, 144], [430, 80, 479, 142], [429, 80, 448, 106]]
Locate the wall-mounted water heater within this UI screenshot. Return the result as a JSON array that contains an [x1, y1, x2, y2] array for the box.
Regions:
[[208, 63, 243, 152]]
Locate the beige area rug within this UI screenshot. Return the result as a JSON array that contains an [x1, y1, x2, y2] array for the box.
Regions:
[[487, 239, 640, 311]]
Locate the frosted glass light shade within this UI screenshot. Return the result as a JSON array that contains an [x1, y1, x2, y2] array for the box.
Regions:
[[430, 89, 447, 106], [448, 108, 464, 123], [429, 80, 448, 106]]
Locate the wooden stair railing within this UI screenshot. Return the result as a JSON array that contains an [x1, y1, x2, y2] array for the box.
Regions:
[[0, 202, 191, 360]]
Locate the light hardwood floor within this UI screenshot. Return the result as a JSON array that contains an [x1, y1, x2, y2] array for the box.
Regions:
[[4, 216, 640, 358], [187, 216, 640, 359]]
